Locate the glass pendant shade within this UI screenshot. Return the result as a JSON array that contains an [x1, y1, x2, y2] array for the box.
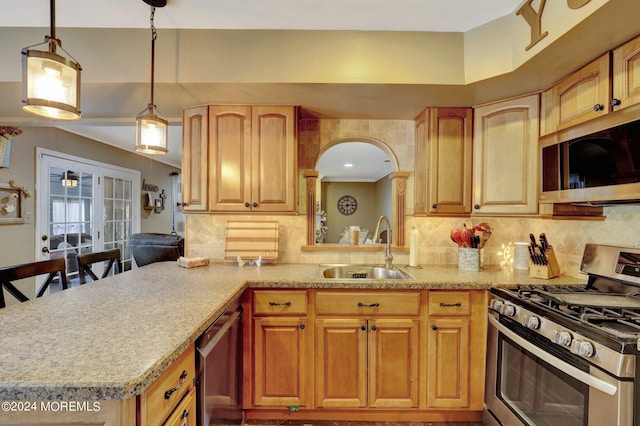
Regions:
[[22, 46, 81, 120], [136, 108, 168, 154]]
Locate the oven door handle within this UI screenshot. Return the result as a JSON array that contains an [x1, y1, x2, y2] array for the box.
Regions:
[[489, 315, 618, 396]]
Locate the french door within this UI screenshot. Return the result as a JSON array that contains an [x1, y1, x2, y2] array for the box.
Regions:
[[36, 148, 140, 288]]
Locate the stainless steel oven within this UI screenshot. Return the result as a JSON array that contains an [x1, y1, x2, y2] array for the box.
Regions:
[[484, 244, 640, 426]]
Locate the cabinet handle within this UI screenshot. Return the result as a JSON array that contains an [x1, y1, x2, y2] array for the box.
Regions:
[[440, 302, 462, 307], [474, 204, 480, 210], [180, 408, 190, 419], [611, 98, 622, 107], [371, 324, 377, 331], [164, 370, 188, 400], [244, 202, 250, 208], [360, 324, 367, 331], [431, 324, 438, 331], [269, 301, 291, 306], [593, 103, 605, 112], [299, 323, 305, 330], [357, 302, 380, 308]]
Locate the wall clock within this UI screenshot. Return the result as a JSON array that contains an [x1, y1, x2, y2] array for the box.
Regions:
[[337, 195, 357, 215]]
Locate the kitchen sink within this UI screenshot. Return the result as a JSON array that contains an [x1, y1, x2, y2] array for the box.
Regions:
[[321, 264, 414, 280]]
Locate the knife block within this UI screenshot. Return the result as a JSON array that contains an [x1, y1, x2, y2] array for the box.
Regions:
[[529, 246, 560, 279]]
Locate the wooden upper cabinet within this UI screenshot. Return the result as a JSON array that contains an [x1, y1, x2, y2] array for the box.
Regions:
[[414, 107, 473, 215], [541, 53, 611, 136], [613, 34, 640, 111], [181, 106, 209, 211], [473, 94, 539, 215], [251, 106, 298, 212], [208, 105, 298, 212], [209, 105, 253, 212]]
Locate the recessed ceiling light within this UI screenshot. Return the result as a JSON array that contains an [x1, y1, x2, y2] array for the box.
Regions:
[[344, 163, 353, 167]]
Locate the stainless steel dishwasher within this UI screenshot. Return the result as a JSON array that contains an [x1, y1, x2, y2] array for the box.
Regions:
[[196, 300, 243, 426]]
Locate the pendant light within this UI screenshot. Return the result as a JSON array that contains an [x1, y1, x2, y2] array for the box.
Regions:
[[21, 0, 82, 120], [136, 0, 168, 155], [61, 170, 79, 187]]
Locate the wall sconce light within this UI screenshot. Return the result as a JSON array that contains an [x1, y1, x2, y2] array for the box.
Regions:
[[135, 0, 168, 155], [61, 170, 79, 187], [21, 0, 82, 120]]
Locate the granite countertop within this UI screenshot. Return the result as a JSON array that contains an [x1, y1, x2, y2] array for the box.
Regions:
[[0, 262, 586, 401]]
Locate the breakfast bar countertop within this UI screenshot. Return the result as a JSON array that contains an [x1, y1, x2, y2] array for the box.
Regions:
[[0, 262, 586, 401]]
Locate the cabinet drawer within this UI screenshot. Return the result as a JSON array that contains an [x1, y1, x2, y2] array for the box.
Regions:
[[254, 290, 308, 315], [316, 291, 421, 316], [429, 291, 471, 315], [164, 387, 196, 426], [140, 344, 195, 426]]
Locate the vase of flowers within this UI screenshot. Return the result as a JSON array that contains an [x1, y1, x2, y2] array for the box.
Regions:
[[0, 126, 23, 168]]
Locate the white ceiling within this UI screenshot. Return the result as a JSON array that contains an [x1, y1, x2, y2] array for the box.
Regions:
[[2, 0, 639, 176], [4, 0, 520, 32], [316, 142, 393, 182]]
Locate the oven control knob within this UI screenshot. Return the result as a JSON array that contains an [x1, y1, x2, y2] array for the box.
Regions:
[[571, 340, 595, 358], [523, 315, 540, 330], [489, 299, 503, 312], [553, 330, 573, 347], [500, 304, 516, 317]]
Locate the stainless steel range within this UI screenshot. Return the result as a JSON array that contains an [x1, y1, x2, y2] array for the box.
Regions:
[[484, 243, 640, 426]]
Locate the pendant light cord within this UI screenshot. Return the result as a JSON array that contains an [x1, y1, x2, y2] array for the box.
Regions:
[[149, 6, 157, 109]]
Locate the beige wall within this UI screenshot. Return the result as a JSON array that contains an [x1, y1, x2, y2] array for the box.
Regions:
[[0, 126, 180, 270], [322, 181, 378, 243], [186, 118, 640, 279]]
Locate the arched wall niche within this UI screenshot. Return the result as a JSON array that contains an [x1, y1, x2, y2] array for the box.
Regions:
[[304, 136, 408, 249]]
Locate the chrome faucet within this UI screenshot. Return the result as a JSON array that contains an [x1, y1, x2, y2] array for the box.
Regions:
[[374, 215, 393, 269]]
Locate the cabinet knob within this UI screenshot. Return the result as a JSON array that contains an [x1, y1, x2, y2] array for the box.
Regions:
[[299, 323, 305, 330], [244, 202, 250, 208], [611, 98, 622, 107], [252, 202, 258, 208], [431, 324, 438, 331], [432, 204, 437, 209], [474, 204, 480, 210], [360, 324, 367, 331], [593, 103, 605, 112], [371, 324, 377, 331]]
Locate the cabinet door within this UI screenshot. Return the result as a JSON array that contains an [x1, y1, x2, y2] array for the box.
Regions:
[[209, 105, 253, 212], [181, 106, 209, 212], [316, 318, 367, 408], [613, 35, 640, 111], [413, 109, 429, 214], [541, 53, 611, 136], [473, 94, 539, 215], [427, 108, 473, 215], [253, 317, 307, 407], [368, 318, 419, 408], [427, 317, 470, 408], [251, 106, 297, 212]]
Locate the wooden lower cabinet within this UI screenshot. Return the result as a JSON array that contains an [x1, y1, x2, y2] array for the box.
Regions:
[[253, 316, 308, 407], [244, 288, 487, 423], [316, 318, 419, 409]]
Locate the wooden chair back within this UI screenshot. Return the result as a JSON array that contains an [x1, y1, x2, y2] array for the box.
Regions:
[[0, 258, 68, 309], [76, 249, 122, 284]]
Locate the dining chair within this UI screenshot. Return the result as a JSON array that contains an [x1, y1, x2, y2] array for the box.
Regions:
[[76, 248, 122, 284], [0, 258, 68, 309]]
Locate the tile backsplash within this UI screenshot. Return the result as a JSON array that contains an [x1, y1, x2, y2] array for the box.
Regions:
[[185, 205, 640, 279]]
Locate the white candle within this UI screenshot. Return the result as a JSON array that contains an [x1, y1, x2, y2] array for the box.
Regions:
[[409, 227, 419, 267]]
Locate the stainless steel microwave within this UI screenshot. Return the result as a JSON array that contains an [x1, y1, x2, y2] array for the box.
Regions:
[[540, 120, 640, 204]]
